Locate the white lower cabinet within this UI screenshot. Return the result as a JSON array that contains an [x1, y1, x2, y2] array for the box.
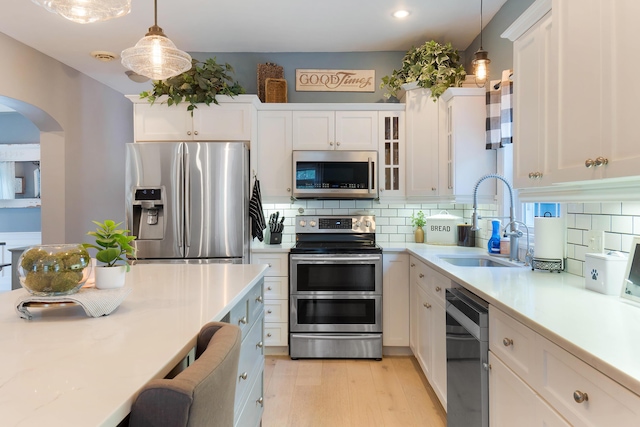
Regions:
[[382, 253, 409, 347], [251, 252, 289, 348], [489, 306, 640, 427], [230, 280, 264, 427], [409, 256, 448, 408]]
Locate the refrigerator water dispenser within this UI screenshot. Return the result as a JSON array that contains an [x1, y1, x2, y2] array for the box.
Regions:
[[132, 188, 165, 240]]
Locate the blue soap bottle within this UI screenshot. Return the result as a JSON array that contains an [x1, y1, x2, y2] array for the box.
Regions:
[[488, 219, 501, 254]]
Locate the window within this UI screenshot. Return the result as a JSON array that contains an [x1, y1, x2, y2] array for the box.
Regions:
[[521, 202, 561, 228]]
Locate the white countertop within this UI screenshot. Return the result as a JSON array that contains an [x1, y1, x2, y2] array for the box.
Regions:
[[0, 263, 267, 427], [380, 242, 640, 397], [250, 240, 640, 395]]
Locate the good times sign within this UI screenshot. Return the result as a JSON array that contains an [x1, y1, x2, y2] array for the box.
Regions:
[[295, 69, 375, 92]]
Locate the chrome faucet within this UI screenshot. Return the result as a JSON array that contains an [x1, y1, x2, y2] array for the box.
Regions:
[[502, 220, 534, 266], [471, 174, 521, 262]]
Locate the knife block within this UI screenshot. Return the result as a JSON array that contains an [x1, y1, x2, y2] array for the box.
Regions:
[[266, 230, 282, 245]]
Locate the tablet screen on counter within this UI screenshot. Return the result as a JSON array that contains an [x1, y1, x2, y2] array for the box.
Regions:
[[621, 237, 640, 303]]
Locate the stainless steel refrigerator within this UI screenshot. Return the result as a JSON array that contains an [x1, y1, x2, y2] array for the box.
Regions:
[[125, 142, 249, 264]]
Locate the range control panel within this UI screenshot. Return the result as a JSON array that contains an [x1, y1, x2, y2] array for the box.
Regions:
[[295, 215, 375, 234]]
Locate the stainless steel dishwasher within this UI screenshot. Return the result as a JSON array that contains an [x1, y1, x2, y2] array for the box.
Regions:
[[445, 287, 489, 427]]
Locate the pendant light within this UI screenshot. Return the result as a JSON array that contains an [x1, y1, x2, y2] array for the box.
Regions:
[[32, 0, 131, 24], [472, 0, 491, 87], [121, 0, 192, 81]]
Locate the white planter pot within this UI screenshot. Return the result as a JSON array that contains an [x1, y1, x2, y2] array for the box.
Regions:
[[94, 265, 126, 290]]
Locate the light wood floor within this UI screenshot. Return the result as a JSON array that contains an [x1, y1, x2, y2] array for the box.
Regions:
[[262, 355, 447, 427]]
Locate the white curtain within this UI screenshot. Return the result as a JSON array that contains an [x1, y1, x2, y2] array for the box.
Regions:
[[0, 161, 16, 199]]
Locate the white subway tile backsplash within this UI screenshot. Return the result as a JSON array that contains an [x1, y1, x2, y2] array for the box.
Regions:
[[575, 214, 592, 230], [566, 213, 576, 228], [611, 216, 633, 234], [601, 203, 622, 215], [621, 234, 634, 253], [339, 200, 356, 209], [567, 228, 583, 245], [567, 203, 584, 214], [604, 232, 622, 251], [389, 217, 405, 226], [583, 203, 601, 214], [635, 217, 640, 234], [573, 244, 589, 262], [323, 200, 340, 208], [591, 215, 611, 232], [621, 203, 640, 216], [566, 258, 583, 276]]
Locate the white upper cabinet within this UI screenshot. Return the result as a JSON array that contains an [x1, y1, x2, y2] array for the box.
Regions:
[[256, 111, 293, 201], [552, 0, 640, 183], [378, 111, 405, 200], [292, 110, 378, 150], [503, 2, 555, 189], [404, 87, 439, 198], [438, 88, 496, 201], [127, 95, 256, 142]]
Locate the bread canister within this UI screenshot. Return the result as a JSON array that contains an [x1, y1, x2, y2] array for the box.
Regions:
[[425, 210, 461, 245]]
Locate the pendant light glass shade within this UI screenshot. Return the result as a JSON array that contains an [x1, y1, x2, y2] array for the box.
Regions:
[[120, 0, 192, 81], [32, 0, 131, 24]]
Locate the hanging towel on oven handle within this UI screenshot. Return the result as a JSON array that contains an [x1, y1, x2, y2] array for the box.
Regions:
[[249, 178, 266, 241]]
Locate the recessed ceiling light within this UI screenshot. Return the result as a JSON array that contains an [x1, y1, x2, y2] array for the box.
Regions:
[[393, 10, 410, 19], [90, 51, 118, 62]]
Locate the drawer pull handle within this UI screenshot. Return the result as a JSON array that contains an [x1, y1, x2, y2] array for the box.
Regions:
[[585, 158, 595, 168], [256, 296, 263, 303], [595, 157, 608, 167], [267, 286, 273, 291], [410, 263, 415, 267], [256, 341, 263, 348], [239, 316, 247, 325], [423, 302, 431, 309], [240, 372, 248, 380], [267, 333, 272, 337], [187, 131, 192, 136], [257, 397, 264, 406], [503, 338, 514, 347], [194, 131, 199, 136], [419, 273, 425, 278], [573, 390, 588, 404], [267, 309, 273, 314], [435, 286, 442, 292], [268, 263, 272, 267]]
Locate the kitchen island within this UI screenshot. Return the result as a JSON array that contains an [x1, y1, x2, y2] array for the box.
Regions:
[[0, 263, 267, 427]]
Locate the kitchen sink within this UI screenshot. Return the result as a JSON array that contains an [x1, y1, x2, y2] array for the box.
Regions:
[[437, 254, 521, 268]]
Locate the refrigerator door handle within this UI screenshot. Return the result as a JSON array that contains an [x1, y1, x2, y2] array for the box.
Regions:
[[184, 150, 191, 249], [176, 144, 184, 248]]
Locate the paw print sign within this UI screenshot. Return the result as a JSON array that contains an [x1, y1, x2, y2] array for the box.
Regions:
[[591, 269, 598, 281]]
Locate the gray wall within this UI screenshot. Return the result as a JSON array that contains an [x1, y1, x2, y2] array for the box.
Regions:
[[463, 0, 536, 83], [191, 52, 406, 104], [0, 31, 133, 244]]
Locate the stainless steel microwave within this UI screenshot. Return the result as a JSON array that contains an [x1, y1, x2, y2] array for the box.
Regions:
[[292, 150, 377, 199]]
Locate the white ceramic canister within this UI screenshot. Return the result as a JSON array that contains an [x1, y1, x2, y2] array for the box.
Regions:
[[425, 210, 461, 245]]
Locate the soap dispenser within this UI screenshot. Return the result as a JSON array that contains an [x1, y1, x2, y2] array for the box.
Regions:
[[488, 219, 501, 254]]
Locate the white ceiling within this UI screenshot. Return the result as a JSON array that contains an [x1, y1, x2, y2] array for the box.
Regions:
[[0, 0, 507, 95]]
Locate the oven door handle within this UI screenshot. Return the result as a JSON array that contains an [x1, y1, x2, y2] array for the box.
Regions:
[[290, 256, 382, 262], [292, 334, 377, 340]]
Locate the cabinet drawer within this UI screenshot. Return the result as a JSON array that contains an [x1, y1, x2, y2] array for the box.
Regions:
[[236, 312, 264, 407], [252, 253, 288, 277], [427, 268, 449, 306], [411, 257, 429, 289], [534, 335, 640, 426], [264, 323, 288, 346], [489, 307, 536, 382], [265, 300, 288, 323], [264, 277, 288, 300], [235, 363, 264, 427], [248, 280, 264, 326]]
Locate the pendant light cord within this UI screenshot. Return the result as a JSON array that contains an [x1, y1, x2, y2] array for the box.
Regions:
[[480, 0, 483, 50], [154, 0, 158, 27]]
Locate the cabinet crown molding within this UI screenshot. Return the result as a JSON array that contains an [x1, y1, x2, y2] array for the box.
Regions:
[[501, 0, 552, 41]]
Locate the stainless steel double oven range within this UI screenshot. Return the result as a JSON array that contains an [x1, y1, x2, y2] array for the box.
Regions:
[[289, 215, 382, 359]]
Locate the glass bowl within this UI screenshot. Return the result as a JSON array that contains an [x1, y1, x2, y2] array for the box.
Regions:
[[18, 244, 92, 296]]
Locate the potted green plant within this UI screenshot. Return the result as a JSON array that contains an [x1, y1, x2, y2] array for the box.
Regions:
[[380, 40, 466, 101], [83, 220, 136, 289], [411, 211, 427, 243], [140, 57, 246, 114]]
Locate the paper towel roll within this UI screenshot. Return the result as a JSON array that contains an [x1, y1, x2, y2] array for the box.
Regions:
[[534, 217, 566, 259]]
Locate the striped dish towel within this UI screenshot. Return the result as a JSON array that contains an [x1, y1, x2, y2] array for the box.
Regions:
[[249, 179, 266, 242], [485, 79, 502, 149], [485, 69, 514, 149], [500, 69, 514, 146]]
